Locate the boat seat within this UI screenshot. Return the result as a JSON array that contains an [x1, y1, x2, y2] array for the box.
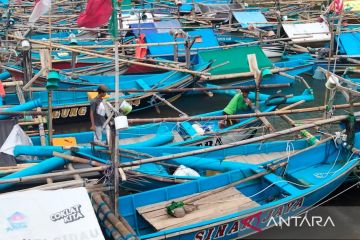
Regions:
[[136, 79, 151, 90], [263, 173, 301, 194]]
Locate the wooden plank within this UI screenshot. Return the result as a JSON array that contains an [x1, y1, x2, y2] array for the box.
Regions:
[[137, 187, 259, 231], [140, 192, 249, 228], [139, 188, 244, 220], [138, 187, 240, 215], [40, 49, 52, 71], [164, 200, 257, 230]]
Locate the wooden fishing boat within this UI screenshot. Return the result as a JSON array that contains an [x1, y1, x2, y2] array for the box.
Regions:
[[72, 137, 318, 192], [111, 137, 358, 239], [9, 89, 313, 160], [3, 62, 210, 123], [196, 46, 314, 83]]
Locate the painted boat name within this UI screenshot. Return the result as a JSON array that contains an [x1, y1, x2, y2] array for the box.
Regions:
[[194, 197, 304, 240], [52, 107, 87, 119]]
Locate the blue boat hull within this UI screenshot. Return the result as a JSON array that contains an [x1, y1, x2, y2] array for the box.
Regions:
[[141, 170, 351, 240], [116, 138, 358, 240]]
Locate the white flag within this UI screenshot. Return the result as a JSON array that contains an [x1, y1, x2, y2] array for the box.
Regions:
[[29, 0, 51, 25]]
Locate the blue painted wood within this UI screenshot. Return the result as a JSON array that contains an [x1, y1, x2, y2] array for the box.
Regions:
[[115, 138, 358, 239]]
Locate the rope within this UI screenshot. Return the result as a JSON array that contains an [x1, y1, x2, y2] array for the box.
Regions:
[[184, 180, 312, 208], [313, 148, 342, 178], [280, 140, 295, 177], [247, 180, 314, 199]]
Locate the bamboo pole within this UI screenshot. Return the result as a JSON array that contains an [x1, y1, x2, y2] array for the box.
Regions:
[[100, 193, 137, 236], [28, 179, 86, 191], [152, 94, 188, 116], [92, 201, 124, 240], [120, 113, 358, 168], [2, 81, 23, 87], [92, 193, 136, 239], [279, 100, 306, 110], [43, 83, 290, 93], [8, 35, 211, 78], [0, 111, 47, 116], [22, 68, 47, 90], [0, 166, 108, 185], [127, 102, 360, 124], [202, 66, 304, 81], [52, 151, 106, 167], [345, 58, 360, 65]]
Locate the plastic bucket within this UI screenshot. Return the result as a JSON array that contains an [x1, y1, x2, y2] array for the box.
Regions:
[[120, 100, 132, 115]]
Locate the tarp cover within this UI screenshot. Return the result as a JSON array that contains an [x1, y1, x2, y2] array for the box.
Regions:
[[198, 46, 273, 75], [146, 29, 219, 56], [232, 11, 268, 28], [0, 120, 18, 166], [338, 32, 360, 55], [0, 187, 105, 240], [0, 124, 33, 157], [282, 22, 330, 43]]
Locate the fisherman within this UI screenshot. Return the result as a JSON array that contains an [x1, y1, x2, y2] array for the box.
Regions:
[[90, 85, 110, 144], [90, 85, 133, 144], [219, 89, 253, 128]]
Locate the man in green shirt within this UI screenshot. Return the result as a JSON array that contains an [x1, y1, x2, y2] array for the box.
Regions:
[[219, 89, 253, 128]]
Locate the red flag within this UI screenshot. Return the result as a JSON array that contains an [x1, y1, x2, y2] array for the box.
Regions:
[[77, 0, 112, 28], [329, 0, 344, 14]]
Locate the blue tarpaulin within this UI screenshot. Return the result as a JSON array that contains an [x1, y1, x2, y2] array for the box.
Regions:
[[232, 11, 268, 28], [146, 29, 219, 56], [129, 23, 157, 37], [337, 32, 360, 55], [0, 0, 8, 5]]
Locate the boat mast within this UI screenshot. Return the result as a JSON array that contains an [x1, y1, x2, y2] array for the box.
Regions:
[[112, 0, 121, 218]]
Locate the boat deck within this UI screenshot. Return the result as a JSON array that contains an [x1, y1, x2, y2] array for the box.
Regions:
[[137, 187, 259, 231], [225, 151, 297, 164]]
